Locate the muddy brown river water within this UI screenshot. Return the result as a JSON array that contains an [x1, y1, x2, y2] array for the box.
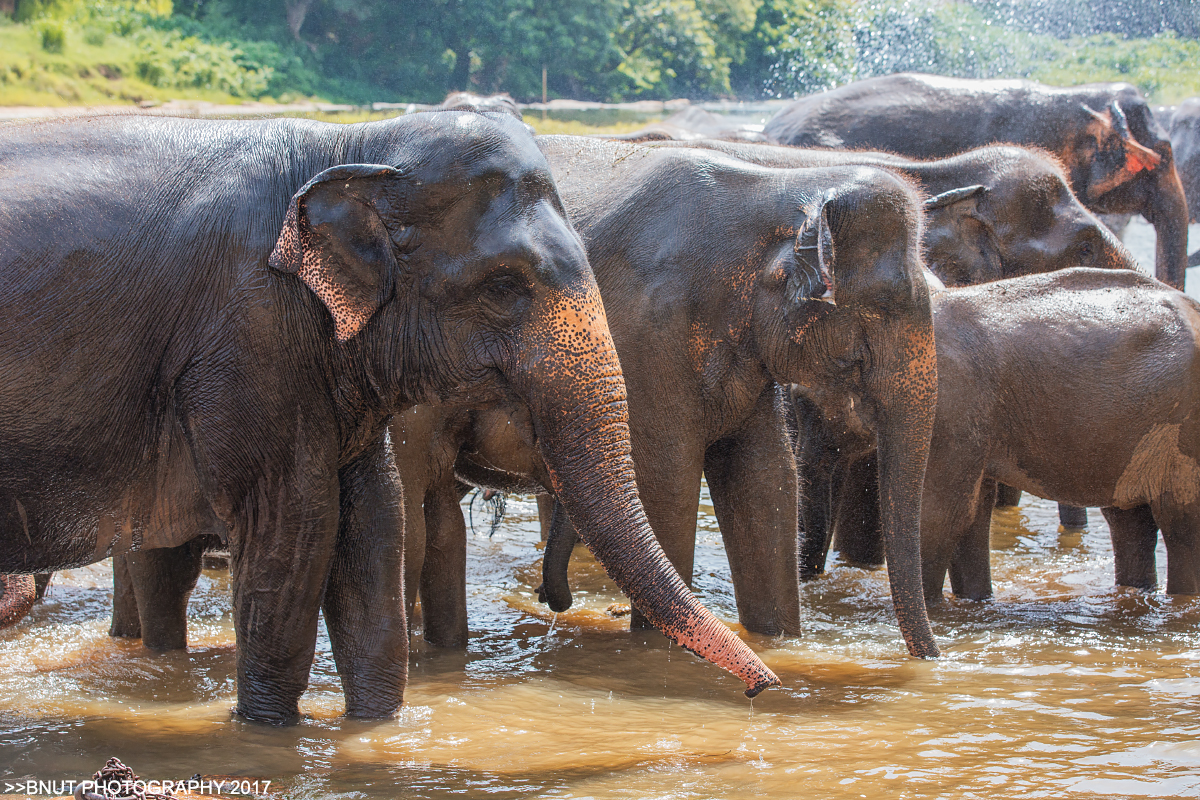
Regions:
[[3, 490, 1200, 800]]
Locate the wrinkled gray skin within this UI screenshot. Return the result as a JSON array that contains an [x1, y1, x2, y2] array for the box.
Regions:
[[393, 401, 554, 648], [656, 140, 1137, 286], [0, 111, 780, 721], [803, 269, 1200, 604], [100, 136, 943, 663], [631, 138, 1135, 571], [400, 138, 942, 658], [763, 74, 1189, 289]]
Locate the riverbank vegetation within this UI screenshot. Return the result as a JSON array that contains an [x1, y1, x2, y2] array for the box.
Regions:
[[2, 0, 1199, 107]]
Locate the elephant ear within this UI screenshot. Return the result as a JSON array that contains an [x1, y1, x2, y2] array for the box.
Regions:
[[921, 185, 1001, 286], [1081, 102, 1162, 175], [270, 164, 410, 342], [788, 196, 836, 307]]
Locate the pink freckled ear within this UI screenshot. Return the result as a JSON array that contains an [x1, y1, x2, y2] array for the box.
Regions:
[[269, 164, 405, 342]]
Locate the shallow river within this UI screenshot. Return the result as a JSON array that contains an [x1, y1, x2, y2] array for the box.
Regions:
[[3, 489, 1200, 800]]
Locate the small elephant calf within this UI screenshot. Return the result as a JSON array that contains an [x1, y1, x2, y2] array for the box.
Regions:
[[800, 268, 1200, 603]]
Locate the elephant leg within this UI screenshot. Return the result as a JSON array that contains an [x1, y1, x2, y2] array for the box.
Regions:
[[626, 441, 704, 632], [920, 473, 986, 607], [124, 538, 207, 650], [536, 498, 578, 612], [831, 455, 885, 568], [792, 393, 837, 580], [1102, 505, 1158, 590], [1058, 504, 1089, 529], [323, 435, 407, 719], [401, 477, 428, 628], [418, 476, 470, 648], [536, 494, 556, 541], [704, 390, 801, 636], [109, 554, 142, 639], [994, 484, 1022, 508], [948, 479, 996, 601], [1155, 502, 1200, 595]]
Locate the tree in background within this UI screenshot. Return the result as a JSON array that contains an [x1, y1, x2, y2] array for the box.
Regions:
[[5, 0, 1200, 103]]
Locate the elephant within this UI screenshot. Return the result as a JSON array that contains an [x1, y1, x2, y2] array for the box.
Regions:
[[0, 574, 36, 629], [1161, 97, 1200, 265], [106, 399, 554, 653], [393, 400, 554, 648], [652, 139, 1138, 286], [798, 267, 1200, 603], [762, 73, 1190, 289], [397, 137, 942, 657], [619, 138, 1135, 563], [0, 111, 778, 724], [439, 91, 523, 120]]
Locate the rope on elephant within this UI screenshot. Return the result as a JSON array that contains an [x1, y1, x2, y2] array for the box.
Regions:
[[468, 488, 506, 538]]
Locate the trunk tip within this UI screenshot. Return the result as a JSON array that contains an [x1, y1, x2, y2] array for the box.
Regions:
[[744, 671, 781, 698]]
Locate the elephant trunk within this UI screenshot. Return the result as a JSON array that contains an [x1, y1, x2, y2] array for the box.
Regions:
[[516, 285, 780, 697], [1147, 163, 1190, 289], [0, 574, 36, 629], [870, 321, 940, 659], [536, 499, 578, 612]]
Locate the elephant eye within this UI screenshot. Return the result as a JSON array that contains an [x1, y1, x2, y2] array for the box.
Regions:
[[1075, 239, 1095, 265], [478, 272, 531, 318]]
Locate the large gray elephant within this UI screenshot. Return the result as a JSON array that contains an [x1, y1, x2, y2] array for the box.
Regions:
[[763, 74, 1189, 289], [613, 138, 1135, 570], [798, 268, 1200, 603], [0, 112, 778, 723], [382, 138, 942, 658]]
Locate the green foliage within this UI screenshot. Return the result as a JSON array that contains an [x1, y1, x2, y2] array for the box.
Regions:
[[1030, 32, 1200, 103], [37, 20, 64, 52], [4, 0, 1200, 106], [131, 29, 270, 96]]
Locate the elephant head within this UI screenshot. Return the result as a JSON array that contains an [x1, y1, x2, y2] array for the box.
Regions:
[[1064, 89, 1189, 288], [919, 146, 1137, 286], [754, 167, 939, 659], [269, 112, 778, 696]]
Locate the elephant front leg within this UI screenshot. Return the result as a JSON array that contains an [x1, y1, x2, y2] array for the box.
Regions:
[[625, 442, 704, 633], [325, 437, 408, 717], [1151, 501, 1200, 595], [947, 479, 996, 601], [122, 538, 207, 650], [1103, 505, 1158, 590], [704, 391, 802, 636], [831, 455, 885, 568], [919, 471, 987, 607], [110, 554, 142, 639], [224, 468, 342, 725], [418, 478, 469, 648]]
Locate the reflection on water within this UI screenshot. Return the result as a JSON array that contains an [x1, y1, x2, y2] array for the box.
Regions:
[[3, 491, 1200, 799]]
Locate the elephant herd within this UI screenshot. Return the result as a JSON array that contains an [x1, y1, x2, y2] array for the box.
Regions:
[[1, 72, 1199, 728]]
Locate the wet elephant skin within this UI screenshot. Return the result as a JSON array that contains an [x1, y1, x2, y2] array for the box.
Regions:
[[420, 137, 941, 657], [762, 73, 1189, 289], [0, 112, 778, 722], [658, 139, 1140, 286], [801, 268, 1200, 604], [631, 138, 1135, 574]]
